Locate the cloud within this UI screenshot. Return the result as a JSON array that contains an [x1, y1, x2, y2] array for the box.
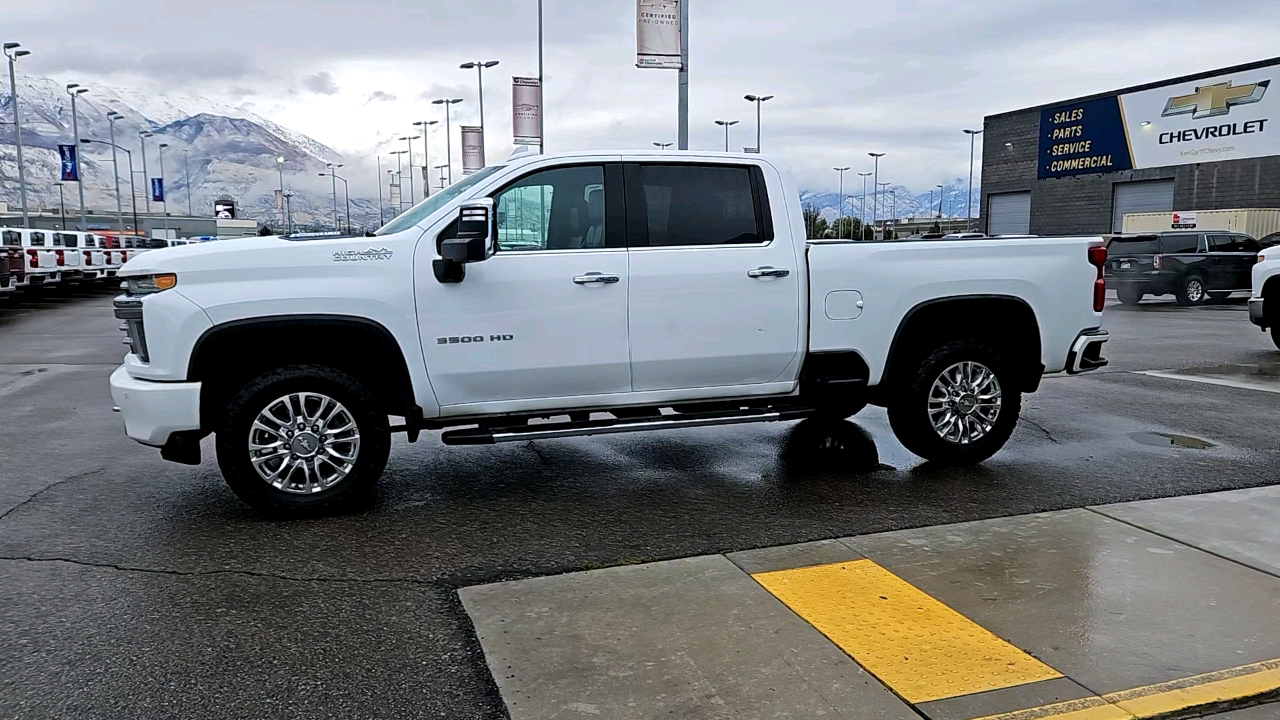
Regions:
[[364, 91, 397, 104], [303, 72, 340, 96], [32, 49, 257, 83]]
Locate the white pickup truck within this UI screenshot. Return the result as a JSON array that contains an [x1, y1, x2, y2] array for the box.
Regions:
[[110, 151, 1110, 514]]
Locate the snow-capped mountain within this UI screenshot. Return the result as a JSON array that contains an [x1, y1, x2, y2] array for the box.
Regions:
[[0, 74, 376, 230], [799, 181, 979, 224]]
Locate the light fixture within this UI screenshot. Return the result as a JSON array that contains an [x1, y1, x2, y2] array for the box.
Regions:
[[1140, 121, 1152, 127]]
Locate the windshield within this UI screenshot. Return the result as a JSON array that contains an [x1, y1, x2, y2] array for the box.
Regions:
[[376, 165, 506, 236]]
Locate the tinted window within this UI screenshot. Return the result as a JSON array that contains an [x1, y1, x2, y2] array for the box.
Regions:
[[1107, 237, 1157, 255], [30, 232, 45, 247], [1237, 235, 1262, 253], [83, 235, 97, 248], [1159, 234, 1198, 254], [56, 233, 79, 248], [633, 164, 761, 246], [494, 165, 605, 252], [1, 231, 19, 246], [1208, 234, 1238, 252], [1261, 232, 1280, 248]]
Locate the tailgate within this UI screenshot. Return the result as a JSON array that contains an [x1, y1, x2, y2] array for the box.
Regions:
[[1105, 253, 1155, 279]]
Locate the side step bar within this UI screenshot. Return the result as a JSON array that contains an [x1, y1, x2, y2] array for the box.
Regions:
[[441, 408, 814, 446]]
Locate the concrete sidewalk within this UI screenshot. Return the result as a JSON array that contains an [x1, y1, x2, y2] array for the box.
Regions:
[[460, 486, 1280, 719]]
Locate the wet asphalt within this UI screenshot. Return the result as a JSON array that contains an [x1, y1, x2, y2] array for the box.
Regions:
[[1, 284, 1278, 719]]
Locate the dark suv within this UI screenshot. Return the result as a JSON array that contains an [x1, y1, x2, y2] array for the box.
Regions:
[[1105, 231, 1261, 306]]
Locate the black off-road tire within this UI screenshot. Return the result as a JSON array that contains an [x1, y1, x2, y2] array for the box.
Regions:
[[1117, 286, 1144, 305], [1175, 274, 1207, 306], [216, 365, 390, 516], [1272, 324, 1280, 351], [887, 340, 1022, 466]]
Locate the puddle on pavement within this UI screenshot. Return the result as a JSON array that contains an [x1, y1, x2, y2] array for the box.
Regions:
[[1130, 431, 1216, 449]]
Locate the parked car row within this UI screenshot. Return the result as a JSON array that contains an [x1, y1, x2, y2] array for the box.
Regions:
[[0, 229, 173, 300]]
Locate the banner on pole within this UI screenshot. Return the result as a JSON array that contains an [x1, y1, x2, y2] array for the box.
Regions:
[[636, 0, 682, 69], [512, 77, 543, 146], [58, 145, 80, 182], [151, 178, 165, 203], [274, 189, 283, 211], [460, 126, 485, 175]]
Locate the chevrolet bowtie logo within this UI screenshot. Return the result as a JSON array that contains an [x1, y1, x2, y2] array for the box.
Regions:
[[1162, 80, 1270, 120]]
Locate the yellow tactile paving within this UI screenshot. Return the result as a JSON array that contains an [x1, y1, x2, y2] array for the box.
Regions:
[[751, 559, 1062, 704]]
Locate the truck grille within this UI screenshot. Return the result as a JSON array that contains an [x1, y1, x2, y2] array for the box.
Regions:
[[113, 296, 149, 362]]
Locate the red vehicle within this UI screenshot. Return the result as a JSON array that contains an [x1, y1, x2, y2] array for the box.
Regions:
[[1, 229, 23, 297]]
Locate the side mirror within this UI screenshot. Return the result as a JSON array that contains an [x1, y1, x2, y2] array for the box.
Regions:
[[435, 199, 496, 284]]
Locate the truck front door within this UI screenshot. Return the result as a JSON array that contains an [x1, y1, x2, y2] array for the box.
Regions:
[[417, 163, 633, 409], [623, 161, 802, 392]]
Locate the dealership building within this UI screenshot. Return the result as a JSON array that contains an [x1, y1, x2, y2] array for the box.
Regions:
[[979, 56, 1280, 236]]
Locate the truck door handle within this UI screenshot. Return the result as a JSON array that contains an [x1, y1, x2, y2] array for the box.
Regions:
[[573, 273, 621, 285], [748, 266, 790, 279]]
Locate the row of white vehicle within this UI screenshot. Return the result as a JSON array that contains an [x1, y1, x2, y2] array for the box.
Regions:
[[1, 229, 174, 298]]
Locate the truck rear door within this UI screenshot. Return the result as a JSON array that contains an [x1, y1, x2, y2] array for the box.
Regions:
[[622, 160, 801, 392]]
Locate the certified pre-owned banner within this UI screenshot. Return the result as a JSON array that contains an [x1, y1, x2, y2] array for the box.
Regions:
[[58, 144, 80, 182], [636, 0, 681, 69], [513, 77, 542, 146], [1039, 62, 1280, 179], [461, 126, 484, 175]]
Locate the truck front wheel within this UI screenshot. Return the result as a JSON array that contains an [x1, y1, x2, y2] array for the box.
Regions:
[[887, 341, 1021, 465], [215, 365, 390, 516]]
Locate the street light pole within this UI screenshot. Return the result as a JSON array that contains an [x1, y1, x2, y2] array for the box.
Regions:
[[743, 94, 773, 152], [325, 162, 342, 230], [857, 172, 871, 238], [319, 172, 350, 233], [390, 150, 407, 210], [157, 142, 170, 234], [833, 166, 850, 240], [82, 138, 139, 234], [714, 120, 739, 152], [399, 134, 420, 205], [432, 98, 463, 185], [867, 152, 884, 234], [138, 131, 153, 219], [459, 60, 499, 163], [936, 184, 944, 218], [67, 84, 89, 231], [4, 44, 31, 228], [283, 191, 294, 234], [413, 120, 438, 199], [376, 155, 385, 227], [183, 150, 193, 216], [677, 0, 689, 151], [275, 156, 286, 231], [963, 128, 983, 232], [106, 110, 125, 232], [52, 181, 65, 229]]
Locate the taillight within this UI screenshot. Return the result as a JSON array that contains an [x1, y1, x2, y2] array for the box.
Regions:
[[55, 250, 65, 266], [1088, 244, 1106, 313], [27, 249, 37, 269], [1153, 254, 1162, 270], [84, 251, 92, 264]]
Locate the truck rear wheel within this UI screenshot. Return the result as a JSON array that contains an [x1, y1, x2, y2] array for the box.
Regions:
[[216, 365, 390, 516], [1117, 286, 1144, 305], [887, 340, 1021, 465]]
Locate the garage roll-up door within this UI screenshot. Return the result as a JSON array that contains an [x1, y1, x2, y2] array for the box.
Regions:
[[987, 192, 1031, 235], [1112, 179, 1174, 231]]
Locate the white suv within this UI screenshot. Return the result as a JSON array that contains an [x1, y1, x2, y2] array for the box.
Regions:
[[1249, 247, 1279, 349]]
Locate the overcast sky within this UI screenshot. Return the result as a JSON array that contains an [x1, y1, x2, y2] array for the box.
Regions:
[[7, 0, 1280, 194]]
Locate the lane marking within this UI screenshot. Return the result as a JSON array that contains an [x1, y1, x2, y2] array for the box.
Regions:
[[751, 559, 1061, 704], [970, 697, 1129, 720], [1134, 370, 1280, 395]]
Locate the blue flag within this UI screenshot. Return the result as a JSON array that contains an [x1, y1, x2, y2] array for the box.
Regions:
[[151, 178, 165, 203], [59, 145, 79, 182]]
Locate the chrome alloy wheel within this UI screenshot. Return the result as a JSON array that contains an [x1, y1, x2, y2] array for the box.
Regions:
[[248, 392, 361, 494], [927, 361, 1002, 445], [1186, 278, 1205, 303]]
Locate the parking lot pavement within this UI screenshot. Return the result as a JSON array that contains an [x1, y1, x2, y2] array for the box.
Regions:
[[1, 290, 1279, 718], [463, 486, 1280, 720]]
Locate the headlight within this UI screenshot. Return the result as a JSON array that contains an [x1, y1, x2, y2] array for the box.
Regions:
[[124, 273, 177, 295]]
